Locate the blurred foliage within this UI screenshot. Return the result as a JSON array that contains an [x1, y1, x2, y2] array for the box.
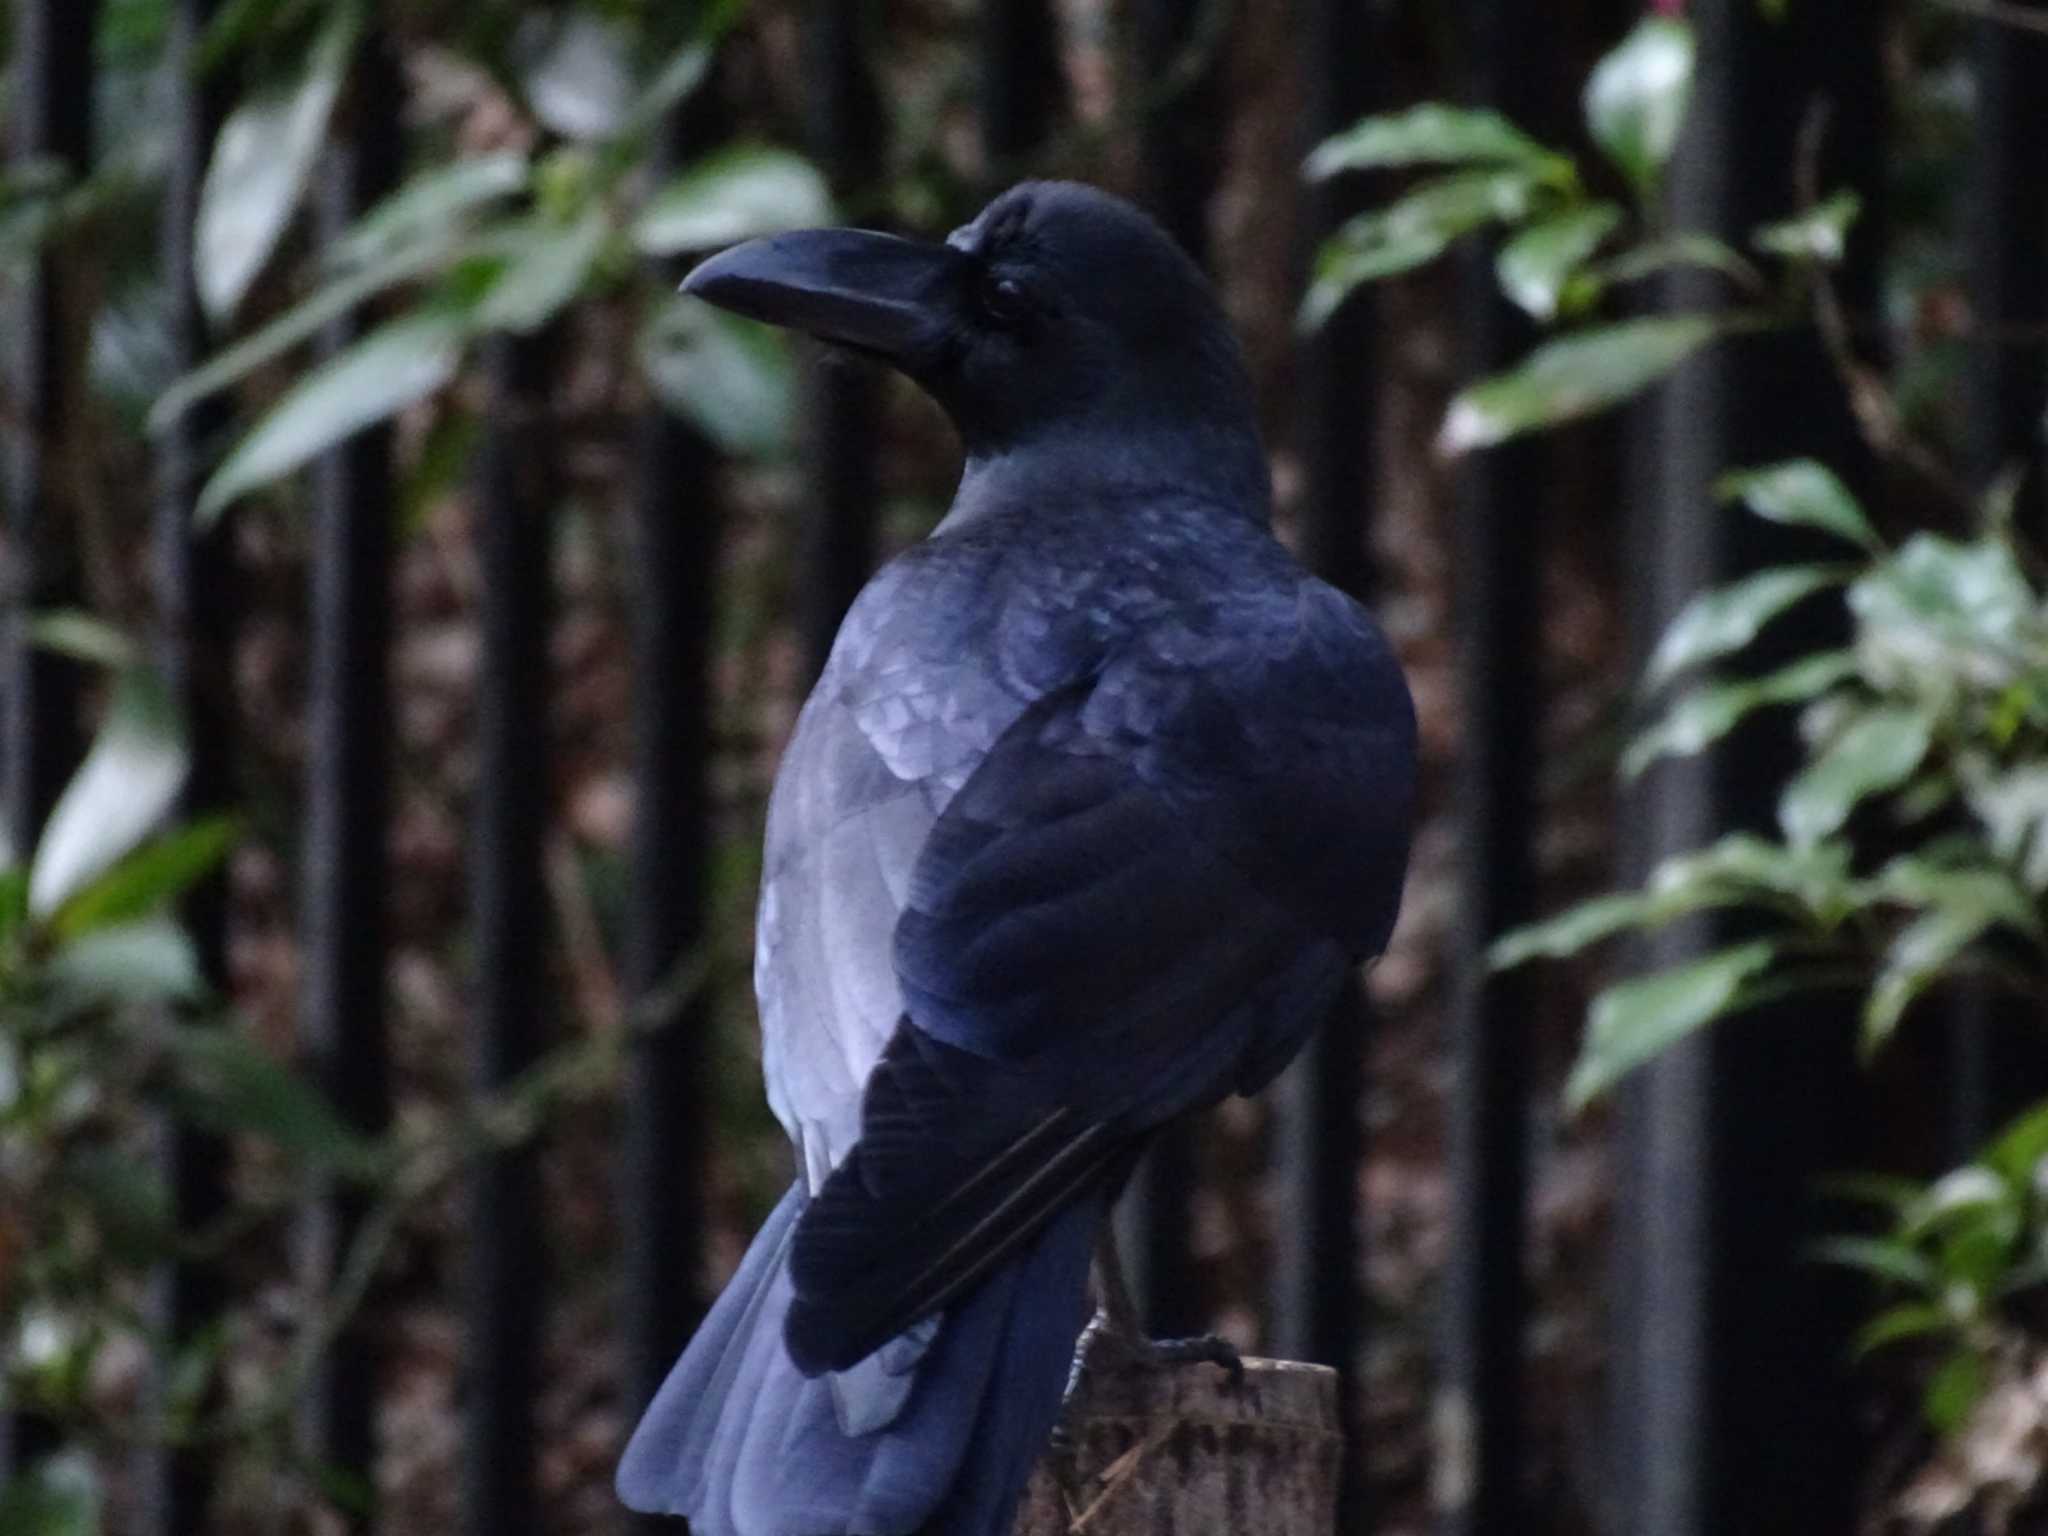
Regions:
[[0, 1, 781, 1521], [1304, 13, 1843, 449], [1309, 2, 2048, 1462], [167, 3, 823, 515], [0, 623, 661, 1519]]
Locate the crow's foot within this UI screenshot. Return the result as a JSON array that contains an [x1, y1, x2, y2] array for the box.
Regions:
[[1095, 1324, 1245, 1386], [1087, 1223, 1245, 1386]]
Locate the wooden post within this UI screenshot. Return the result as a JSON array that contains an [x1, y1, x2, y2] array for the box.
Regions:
[[1013, 1335, 1341, 1536]]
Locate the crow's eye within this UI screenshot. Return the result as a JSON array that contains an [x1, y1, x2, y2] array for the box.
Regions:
[[975, 272, 1031, 329]]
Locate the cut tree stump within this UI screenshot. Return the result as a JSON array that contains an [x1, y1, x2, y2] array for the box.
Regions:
[[1011, 1326, 1343, 1535]]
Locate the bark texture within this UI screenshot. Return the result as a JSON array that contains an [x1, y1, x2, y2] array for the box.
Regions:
[[1012, 1329, 1341, 1536]]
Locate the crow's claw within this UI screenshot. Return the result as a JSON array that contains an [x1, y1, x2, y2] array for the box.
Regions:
[[1095, 1326, 1244, 1386], [1134, 1332, 1245, 1386]]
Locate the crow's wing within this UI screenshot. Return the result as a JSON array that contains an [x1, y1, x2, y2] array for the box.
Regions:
[[784, 576, 1415, 1373], [754, 546, 1035, 1195]]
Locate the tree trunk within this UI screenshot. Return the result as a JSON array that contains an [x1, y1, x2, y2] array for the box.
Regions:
[[1012, 1330, 1342, 1536]]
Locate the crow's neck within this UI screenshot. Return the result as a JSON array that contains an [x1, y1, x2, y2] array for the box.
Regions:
[[949, 414, 1270, 534]]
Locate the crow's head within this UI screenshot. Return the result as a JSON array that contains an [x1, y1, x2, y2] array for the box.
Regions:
[[681, 181, 1260, 470]]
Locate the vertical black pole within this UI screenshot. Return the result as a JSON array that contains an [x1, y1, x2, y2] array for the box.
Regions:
[[1271, 0, 1380, 1524], [0, 0, 96, 1484], [0, 0, 94, 882], [797, 1, 885, 681], [1952, 0, 2048, 1152], [1611, 4, 1881, 1532], [979, 0, 1062, 182], [461, 330, 554, 1536], [1437, 3, 1546, 1532], [143, 3, 231, 1531], [1114, 0, 1227, 1344], [620, 81, 722, 1510], [297, 27, 400, 1532]]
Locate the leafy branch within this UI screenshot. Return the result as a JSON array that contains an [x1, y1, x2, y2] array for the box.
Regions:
[[1305, 8, 2048, 1445], [154, 8, 826, 523], [1303, 16, 1861, 453]]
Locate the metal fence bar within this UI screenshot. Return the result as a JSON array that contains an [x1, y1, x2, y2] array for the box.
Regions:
[[1268, 0, 1379, 1517], [621, 90, 723, 1485], [1952, 0, 2048, 1151], [0, 0, 97, 1484], [0, 0, 94, 896], [979, 0, 1061, 181], [297, 28, 402, 1530], [1438, 3, 1549, 1530], [143, 2, 232, 1530], [1610, 3, 1883, 1530], [461, 329, 555, 1536], [796, 1, 885, 681], [1114, 0, 1228, 1343]]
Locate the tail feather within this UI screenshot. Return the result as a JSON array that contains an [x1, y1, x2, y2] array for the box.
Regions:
[[926, 1193, 1102, 1535], [617, 1183, 806, 1518], [617, 1182, 1101, 1536]]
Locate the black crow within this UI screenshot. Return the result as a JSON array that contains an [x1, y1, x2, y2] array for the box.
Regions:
[[617, 180, 1415, 1536]]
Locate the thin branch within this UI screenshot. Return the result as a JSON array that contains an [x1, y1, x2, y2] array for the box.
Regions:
[[1792, 101, 1977, 516]]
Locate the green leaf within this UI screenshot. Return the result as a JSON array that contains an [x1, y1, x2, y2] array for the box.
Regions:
[[471, 211, 609, 333], [1624, 651, 1858, 776], [197, 310, 467, 523], [1438, 314, 1727, 455], [1904, 1168, 2014, 1244], [1304, 103, 1573, 181], [0, 866, 27, 945], [26, 610, 139, 668], [155, 1022, 383, 1177], [45, 917, 206, 1005], [195, 7, 357, 321], [400, 406, 481, 534], [1566, 940, 1778, 1110], [29, 669, 187, 917], [1779, 706, 1932, 847], [1593, 233, 1766, 293], [635, 145, 833, 255], [639, 296, 794, 456], [1717, 460, 1882, 553], [1584, 18, 1696, 200], [1809, 1234, 1939, 1290], [1924, 1348, 1988, 1435], [1867, 857, 2041, 939], [1752, 190, 1863, 265], [622, 41, 716, 142], [1302, 170, 1549, 330], [1964, 764, 2048, 893], [47, 816, 238, 941], [1496, 203, 1624, 321], [1864, 904, 1999, 1055], [1982, 1099, 2048, 1188], [1490, 890, 1669, 967], [1848, 534, 2038, 695], [150, 234, 457, 434], [1491, 834, 1853, 967], [326, 152, 530, 272], [1646, 565, 1848, 690], [1850, 1303, 1951, 1359], [517, 13, 635, 141], [1648, 833, 1857, 919]]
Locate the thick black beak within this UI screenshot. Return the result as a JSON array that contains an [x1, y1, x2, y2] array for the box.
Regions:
[[680, 228, 963, 367]]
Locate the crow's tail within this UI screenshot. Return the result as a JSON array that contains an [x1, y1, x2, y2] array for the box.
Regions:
[[616, 1180, 1101, 1536]]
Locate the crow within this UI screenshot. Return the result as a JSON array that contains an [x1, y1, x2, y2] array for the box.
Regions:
[[617, 180, 1416, 1536]]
